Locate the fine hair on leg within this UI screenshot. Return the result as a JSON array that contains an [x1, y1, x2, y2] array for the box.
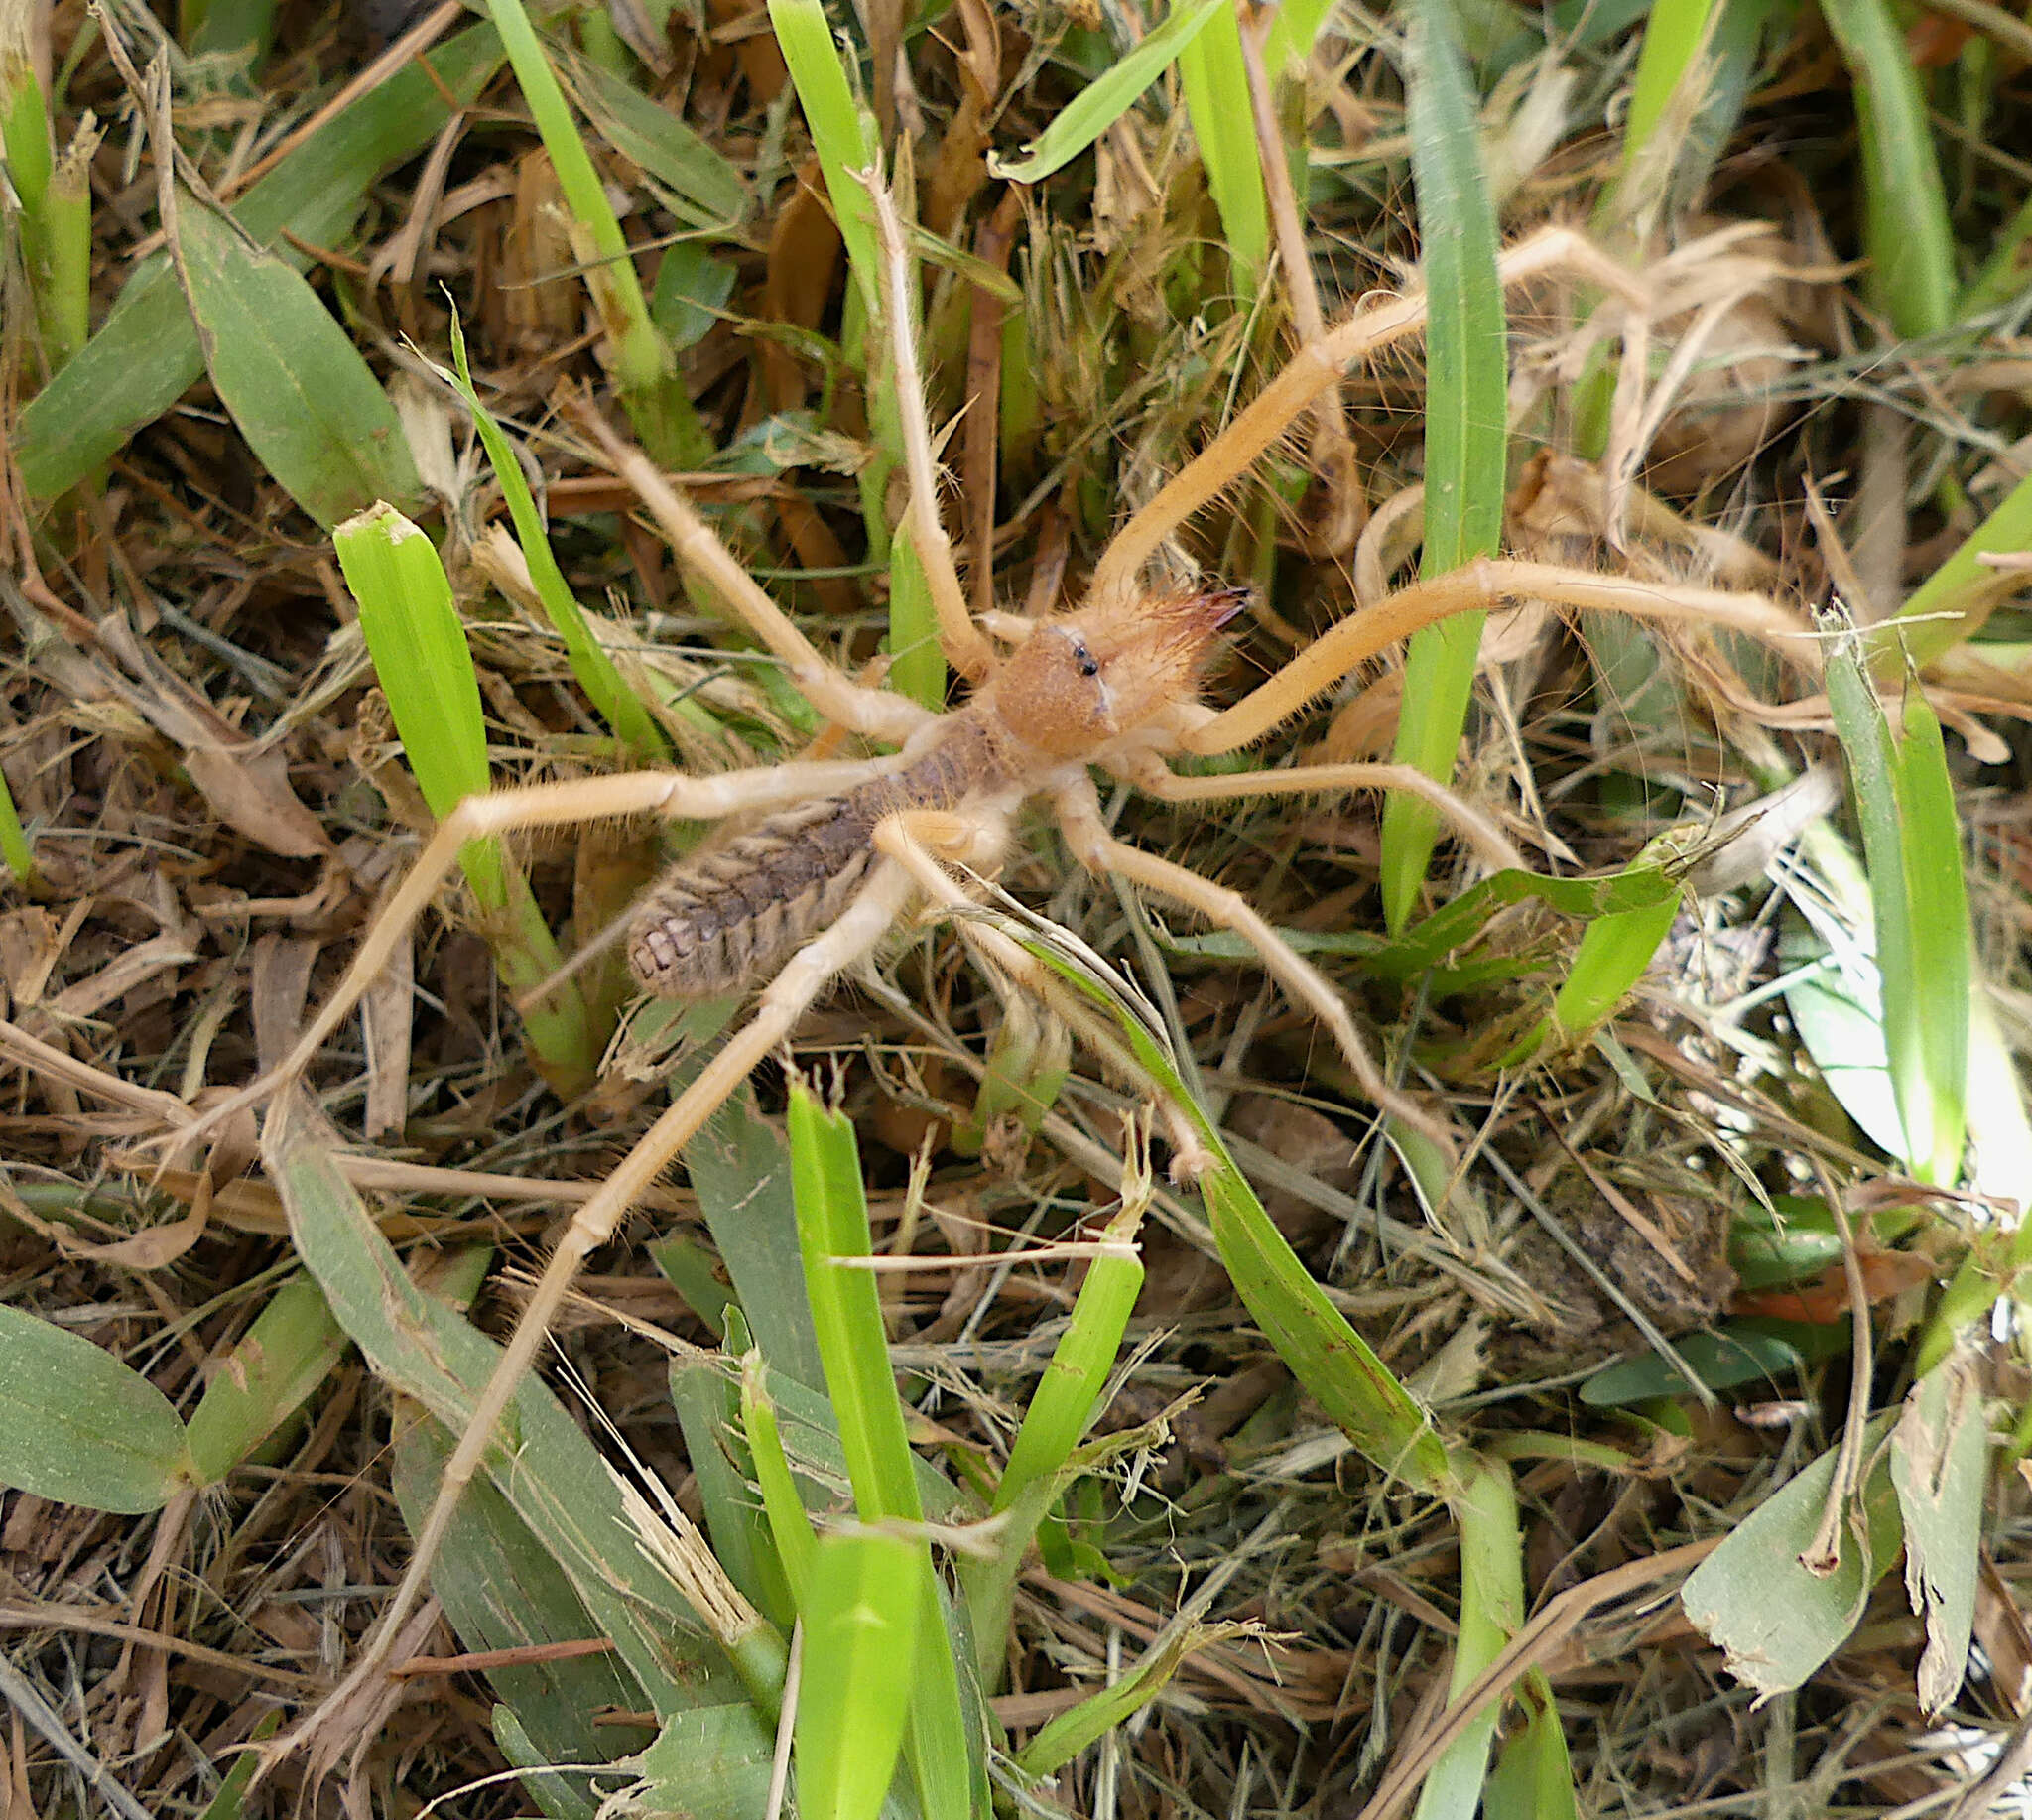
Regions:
[[1050, 772, 1458, 1165]]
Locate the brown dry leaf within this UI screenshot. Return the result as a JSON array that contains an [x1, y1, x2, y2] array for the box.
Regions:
[[66, 1172, 212, 1269], [91, 614, 332, 861], [250, 934, 321, 1075], [760, 160, 842, 413], [360, 925, 415, 1142]]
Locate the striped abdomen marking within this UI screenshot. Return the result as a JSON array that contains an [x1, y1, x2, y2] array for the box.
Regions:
[[626, 720, 1003, 1000]]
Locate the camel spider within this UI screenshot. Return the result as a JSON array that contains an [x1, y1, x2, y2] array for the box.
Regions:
[[179, 183, 1816, 1709]]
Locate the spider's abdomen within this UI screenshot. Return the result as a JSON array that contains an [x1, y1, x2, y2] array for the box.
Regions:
[[627, 718, 1003, 999]]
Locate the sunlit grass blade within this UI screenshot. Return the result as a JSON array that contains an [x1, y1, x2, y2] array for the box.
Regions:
[[1824, 619, 1969, 1185], [1381, 0, 1506, 931], [1819, 0, 1956, 337], [959, 1179, 1146, 1683], [1884, 465, 2032, 665], [742, 1358, 819, 1606], [1176, 1, 1267, 289], [443, 318, 669, 764], [481, 0, 704, 465], [333, 503, 596, 1092], [786, 1080, 980, 1820], [971, 909, 1454, 1492], [795, 1530, 923, 1820], [989, 0, 1229, 184]]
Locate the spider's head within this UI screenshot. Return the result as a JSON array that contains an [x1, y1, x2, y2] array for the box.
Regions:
[[987, 586, 1247, 760]]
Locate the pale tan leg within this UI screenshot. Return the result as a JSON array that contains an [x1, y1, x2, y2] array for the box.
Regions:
[[1084, 229, 1648, 616], [1182, 556, 1817, 755], [869, 813, 1216, 1174], [165, 760, 902, 1146], [289, 855, 919, 1728], [566, 397, 935, 745], [1112, 750, 1526, 874], [1051, 774, 1458, 1165], [1234, 0, 1363, 557], [865, 175, 995, 683]]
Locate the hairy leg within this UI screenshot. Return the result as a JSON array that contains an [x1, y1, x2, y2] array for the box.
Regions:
[[1182, 557, 1817, 755], [1051, 773, 1458, 1164], [1084, 228, 1647, 616], [865, 175, 995, 684], [1111, 749, 1526, 874], [170, 760, 906, 1144], [567, 397, 936, 744], [285, 855, 918, 1733]]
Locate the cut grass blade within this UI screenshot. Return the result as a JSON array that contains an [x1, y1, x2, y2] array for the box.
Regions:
[[959, 1175, 1147, 1684], [1824, 617, 1970, 1185], [334, 503, 596, 1093], [444, 317, 670, 764], [786, 1080, 981, 1820], [184, 1275, 348, 1486], [1381, 0, 1507, 932], [794, 1530, 924, 1820]]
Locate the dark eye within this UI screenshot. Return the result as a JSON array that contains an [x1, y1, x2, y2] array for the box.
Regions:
[[1073, 643, 1099, 679]]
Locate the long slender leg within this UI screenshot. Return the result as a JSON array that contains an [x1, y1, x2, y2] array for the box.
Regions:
[[566, 396, 936, 744], [865, 174, 995, 683], [1084, 229, 1648, 616], [166, 760, 903, 1145], [1182, 557, 1817, 755], [286, 856, 919, 1728], [1051, 774, 1458, 1164], [1111, 750, 1526, 874]]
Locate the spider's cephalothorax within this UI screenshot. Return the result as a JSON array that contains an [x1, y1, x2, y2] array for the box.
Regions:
[[625, 585, 1249, 1000]]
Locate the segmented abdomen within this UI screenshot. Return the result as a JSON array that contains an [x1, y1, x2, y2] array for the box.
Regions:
[[626, 722, 1000, 1000]]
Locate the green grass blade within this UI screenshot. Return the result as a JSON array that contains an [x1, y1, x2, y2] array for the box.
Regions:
[[0, 759, 39, 889], [334, 504, 594, 1088], [1176, 2, 1268, 288], [1623, 0, 1715, 154], [795, 1531, 924, 1820], [444, 319, 669, 763], [975, 913, 1455, 1493], [1819, 0, 1957, 337], [15, 24, 506, 499], [786, 1080, 980, 1820], [185, 1276, 349, 1486], [1824, 620, 1968, 1185], [481, 0, 704, 464], [1884, 464, 2032, 665], [959, 1189, 1146, 1680], [989, 0, 1229, 184], [0, 1304, 191, 1513], [1889, 683, 1971, 1185], [742, 1359, 819, 1607], [1411, 1459, 1522, 1819], [767, 0, 879, 316], [265, 1088, 741, 1716], [172, 191, 423, 528], [1380, 0, 1507, 931]]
